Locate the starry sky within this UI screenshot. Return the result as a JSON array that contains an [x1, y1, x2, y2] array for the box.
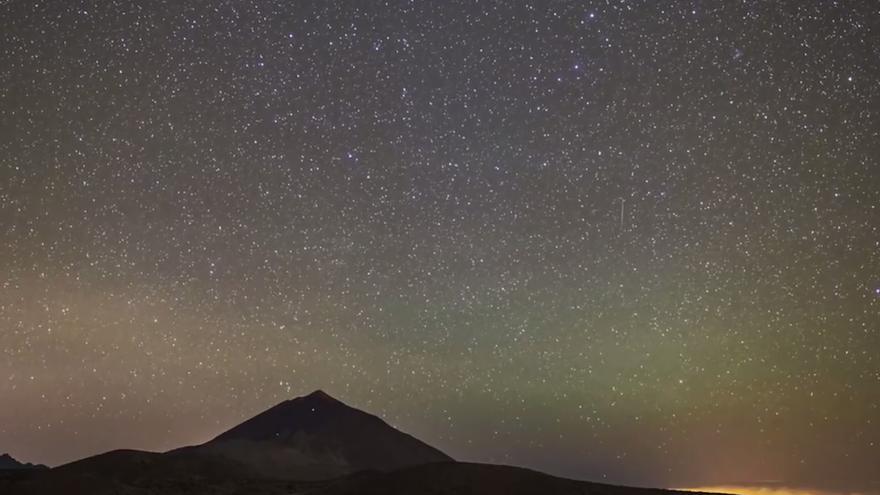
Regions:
[[1, 0, 878, 492]]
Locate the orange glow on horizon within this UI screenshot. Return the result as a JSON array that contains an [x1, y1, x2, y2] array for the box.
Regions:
[[677, 485, 875, 495]]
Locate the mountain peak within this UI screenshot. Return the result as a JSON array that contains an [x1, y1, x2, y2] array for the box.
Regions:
[[198, 388, 453, 479], [301, 389, 339, 403]]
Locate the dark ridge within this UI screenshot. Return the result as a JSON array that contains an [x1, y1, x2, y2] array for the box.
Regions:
[[316, 462, 720, 495], [208, 389, 354, 443], [193, 390, 453, 480], [0, 454, 47, 471], [304, 389, 339, 402], [0, 392, 733, 495]]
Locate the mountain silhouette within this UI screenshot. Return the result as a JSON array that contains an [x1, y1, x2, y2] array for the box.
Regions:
[[185, 389, 453, 479], [0, 390, 718, 495], [0, 454, 46, 470]]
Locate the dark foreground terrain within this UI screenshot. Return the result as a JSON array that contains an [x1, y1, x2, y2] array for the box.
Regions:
[[1, 461, 712, 495], [1, 391, 717, 495]]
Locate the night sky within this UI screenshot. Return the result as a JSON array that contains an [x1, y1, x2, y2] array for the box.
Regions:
[[1, 0, 879, 492]]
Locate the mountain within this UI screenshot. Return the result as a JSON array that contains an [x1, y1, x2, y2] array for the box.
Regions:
[[2, 459, 713, 495], [185, 389, 453, 479], [15, 448, 303, 495], [0, 390, 724, 495], [319, 462, 705, 495], [0, 454, 46, 470]]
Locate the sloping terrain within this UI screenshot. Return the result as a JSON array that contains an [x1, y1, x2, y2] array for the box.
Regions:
[[0, 391, 725, 495], [188, 389, 452, 479], [1, 460, 718, 495], [0, 454, 46, 470]]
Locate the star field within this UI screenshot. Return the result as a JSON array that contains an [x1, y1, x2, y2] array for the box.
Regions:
[[1, 0, 878, 492]]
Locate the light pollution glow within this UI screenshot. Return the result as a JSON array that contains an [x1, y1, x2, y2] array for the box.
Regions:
[[679, 486, 878, 495]]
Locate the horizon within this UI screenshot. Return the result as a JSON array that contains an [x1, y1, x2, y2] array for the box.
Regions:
[[2, 1, 877, 493], [3, 389, 878, 495]]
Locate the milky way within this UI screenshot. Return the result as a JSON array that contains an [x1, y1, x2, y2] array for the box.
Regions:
[[1, 1, 878, 491]]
